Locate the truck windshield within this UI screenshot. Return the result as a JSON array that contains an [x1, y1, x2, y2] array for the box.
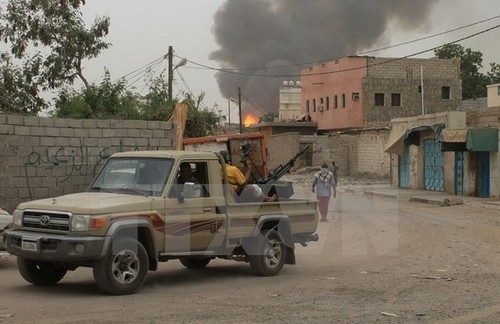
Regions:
[[89, 157, 173, 197]]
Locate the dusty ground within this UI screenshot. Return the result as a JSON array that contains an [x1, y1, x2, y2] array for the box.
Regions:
[[0, 174, 499, 323]]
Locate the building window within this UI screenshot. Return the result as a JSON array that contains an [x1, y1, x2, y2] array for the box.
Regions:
[[441, 86, 451, 100], [418, 85, 422, 93], [391, 93, 401, 107], [313, 99, 316, 112], [334, 95, 338, 109], [375, 93, 385, 106], [342, 94, 346, 108], [318, 98, 324, 112], [326, 96, 330, 111]]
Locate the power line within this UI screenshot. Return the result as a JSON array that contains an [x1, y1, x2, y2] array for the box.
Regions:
[[126, 58, 164, 89], [241, 93, 266, 116], [138, 59, 166, 94], [175, 69, 212, 112], [115, 54, 166, 82]]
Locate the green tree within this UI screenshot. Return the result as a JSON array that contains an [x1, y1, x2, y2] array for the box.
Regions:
[[0, 0, 110, 114], [434, 44, 489, 99], [0, 53, 46, 114], [53, 70, 141, 119], [141, 75, 174, 121], [487, 62, 500, 84], [182, 92, 221, 138]]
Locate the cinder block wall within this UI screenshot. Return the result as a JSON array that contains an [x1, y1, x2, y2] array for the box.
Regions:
[[301, 129, 390, 179], [467, 107, 500, 128], [268, 132, 300, 170], [0, 114, 174, 212]]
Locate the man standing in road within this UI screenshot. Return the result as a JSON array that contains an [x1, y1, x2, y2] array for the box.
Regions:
[[312, 162, 337, 222]]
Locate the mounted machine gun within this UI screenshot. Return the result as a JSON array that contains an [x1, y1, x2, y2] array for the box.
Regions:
[[241, 144, 310, 199]]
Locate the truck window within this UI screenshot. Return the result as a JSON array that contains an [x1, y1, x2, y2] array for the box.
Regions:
[[169, 161, 210, 198], [89, 157, 173, 196]]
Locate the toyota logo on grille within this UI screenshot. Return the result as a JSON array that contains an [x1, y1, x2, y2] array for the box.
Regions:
[[40, 215, 51, 226]]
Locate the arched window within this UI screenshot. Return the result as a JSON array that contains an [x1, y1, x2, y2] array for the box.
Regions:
[[313, 99, 316, 112], [342, 94, 346, 108], [334, 95, 338, 109], [326, 96, 330, 111]]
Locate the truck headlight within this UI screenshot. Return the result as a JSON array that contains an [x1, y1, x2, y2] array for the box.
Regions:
[[71, 215, 108, 231], [71, 215, 90, 231], [13, 209, 23, 227]]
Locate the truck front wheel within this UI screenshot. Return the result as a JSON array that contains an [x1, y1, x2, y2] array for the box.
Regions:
[[249, 229, 286, 276], [93, 237, 149, 295], [17, 258, 67, 285]]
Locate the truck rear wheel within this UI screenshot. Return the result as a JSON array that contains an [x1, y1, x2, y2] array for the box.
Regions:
[[249, 229, 286, 276], [93, 237, 149, 295], [17, 257, 67, 285], [179, 257, 211, 269]]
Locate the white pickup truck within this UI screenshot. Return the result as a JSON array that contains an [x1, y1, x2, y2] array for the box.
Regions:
[[4, 150, 319, 294], [0, 208, 12, 250]]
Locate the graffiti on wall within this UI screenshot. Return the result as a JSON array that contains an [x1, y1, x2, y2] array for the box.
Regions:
[[23, 139, 150, 199]]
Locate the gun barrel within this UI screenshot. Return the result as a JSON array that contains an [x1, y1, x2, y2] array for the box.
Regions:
[[257, 144, 310, 184]]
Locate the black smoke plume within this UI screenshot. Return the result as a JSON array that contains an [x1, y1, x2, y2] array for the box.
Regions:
[[211, 0, 440, 117]]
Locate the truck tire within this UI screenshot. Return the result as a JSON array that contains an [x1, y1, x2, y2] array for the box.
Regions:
[[17, 257, 67, 286], [179, 257, 211, 269], [93, 237, 149, 295], [249, 229, 286, 276]]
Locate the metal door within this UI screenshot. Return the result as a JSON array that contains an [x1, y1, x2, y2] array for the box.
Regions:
[[399, 146, 410, 188], [477, 152, 490, 198], [424, 139, 444, 191], [454, 151, 464, 196]]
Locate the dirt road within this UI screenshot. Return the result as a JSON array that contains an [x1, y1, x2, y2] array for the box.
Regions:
[[1, 185, 499, 323]]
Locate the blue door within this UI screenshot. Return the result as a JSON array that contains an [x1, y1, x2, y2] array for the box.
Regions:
[[454, 151, 464, 196], [424, 139, 444, 191], [477, 152, 490, 198], [399, 146, 410, 188]]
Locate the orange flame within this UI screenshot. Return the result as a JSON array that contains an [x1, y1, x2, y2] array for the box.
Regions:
[[243, 114, 259, 127]]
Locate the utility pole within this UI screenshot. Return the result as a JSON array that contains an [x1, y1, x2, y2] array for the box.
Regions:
[[420, 65, 425, 115], [168, 46, 173, 102], [238, 87, 242, 133], [227, 99, 231, 124]]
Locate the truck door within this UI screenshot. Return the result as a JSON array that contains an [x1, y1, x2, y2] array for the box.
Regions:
[[163, 160, 226, 253]]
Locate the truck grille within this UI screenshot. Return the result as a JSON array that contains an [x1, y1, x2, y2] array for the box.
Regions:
[[22, 210, 71, 232]]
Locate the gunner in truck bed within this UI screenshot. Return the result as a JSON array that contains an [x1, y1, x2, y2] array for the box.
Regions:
[[219, 150, 276, 203]]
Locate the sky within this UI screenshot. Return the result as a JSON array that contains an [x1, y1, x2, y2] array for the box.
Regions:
[[3, 0, 500, 121]]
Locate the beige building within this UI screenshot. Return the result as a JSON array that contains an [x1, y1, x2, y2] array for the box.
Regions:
[[278, 81, 302, 121], [487, 83, 500, 108]]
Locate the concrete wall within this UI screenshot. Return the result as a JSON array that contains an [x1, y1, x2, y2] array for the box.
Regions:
[[300, 129, 390, 179], [0, 114, 174, 212], [268, 133, 301, 170], [467, 106, 500, 128], [487, 84, 500, 108]]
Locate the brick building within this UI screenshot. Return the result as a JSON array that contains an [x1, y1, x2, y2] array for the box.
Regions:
[[300, 56, 462, 132]]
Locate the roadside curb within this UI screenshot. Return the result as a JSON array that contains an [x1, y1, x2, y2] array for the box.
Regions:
[[363, 191, 398, 199]]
